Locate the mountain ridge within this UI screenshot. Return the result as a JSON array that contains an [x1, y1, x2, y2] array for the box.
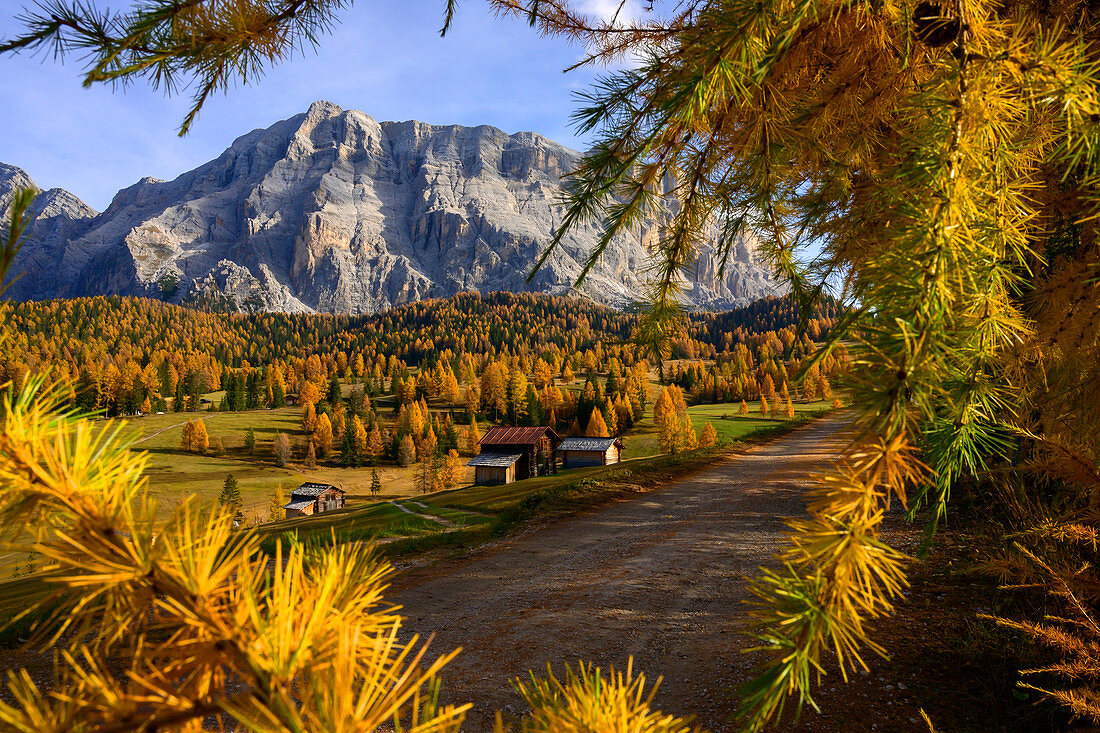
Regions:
[[1, 101, 781, 314]]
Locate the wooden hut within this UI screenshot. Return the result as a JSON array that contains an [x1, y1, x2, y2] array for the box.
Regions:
[[283, 482, 346, 518], [558, 436, 624, 469], [466, 452, 522, 486], [469, 426, 560, 485]]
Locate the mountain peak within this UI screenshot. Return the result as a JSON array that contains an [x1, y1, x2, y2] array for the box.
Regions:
[[0, 106, 780, 313]]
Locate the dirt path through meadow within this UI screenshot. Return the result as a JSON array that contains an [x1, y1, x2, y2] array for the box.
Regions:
[[388, 415, 851, 732]]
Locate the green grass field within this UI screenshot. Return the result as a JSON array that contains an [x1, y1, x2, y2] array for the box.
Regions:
[[688, 399, 835, 442], [107, 407, 475, 523]]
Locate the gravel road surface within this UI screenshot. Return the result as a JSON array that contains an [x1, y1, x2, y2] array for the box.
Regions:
[[388, 414, 850, 731]]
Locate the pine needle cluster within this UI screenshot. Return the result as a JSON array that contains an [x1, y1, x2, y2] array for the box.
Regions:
[[0, 377, 468, 730]]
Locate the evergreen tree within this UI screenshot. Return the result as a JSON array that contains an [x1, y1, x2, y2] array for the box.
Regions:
[[370, 469, 382, 499], [218, 473, 243, 522], [328, 374, 342, 405], [341, 426, 358, 468], [173, 380, 185, 412], [244, 427, 256, 454], [443, 415, 459, 453], [525, 384, 543, 426]]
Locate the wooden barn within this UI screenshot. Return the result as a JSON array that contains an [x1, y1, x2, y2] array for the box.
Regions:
[[469, 426, 560, 485], [283, 482, 346, 518], [558, 436, 624, 469]]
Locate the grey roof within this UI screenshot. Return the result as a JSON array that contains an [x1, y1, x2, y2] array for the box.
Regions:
[[293, 482, 342, 497], [467, 452, 522, 468], [284, 499, 315, 511], [558, 437, 620, 452]]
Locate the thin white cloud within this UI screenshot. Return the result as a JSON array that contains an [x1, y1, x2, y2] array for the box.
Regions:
[[577, 0, 644, 24]]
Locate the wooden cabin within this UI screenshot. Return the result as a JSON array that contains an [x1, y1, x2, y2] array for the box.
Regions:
[[283, 482, 346, 518], [469, 426, 560, 485], [466, 452, 522, 486], [558, 436, 624, 469]]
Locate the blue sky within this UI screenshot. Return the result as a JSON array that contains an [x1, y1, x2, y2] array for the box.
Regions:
[[0, 1, 625, 211]]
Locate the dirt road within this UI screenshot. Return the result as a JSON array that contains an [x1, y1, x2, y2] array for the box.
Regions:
[[388, 415, 851, 731]]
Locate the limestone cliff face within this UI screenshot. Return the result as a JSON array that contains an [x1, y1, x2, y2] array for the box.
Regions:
[[1, 101, 781, 312]]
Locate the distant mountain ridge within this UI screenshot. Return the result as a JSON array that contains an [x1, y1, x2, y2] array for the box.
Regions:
[[0, 101, 780, 314]]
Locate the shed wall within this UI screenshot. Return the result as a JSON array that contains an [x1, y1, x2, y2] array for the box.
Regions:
[[475, 465, 515, 486], [563, 450, 606, 468]]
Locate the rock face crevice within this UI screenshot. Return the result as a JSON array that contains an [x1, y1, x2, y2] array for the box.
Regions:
[[1, 101, 781, 313]]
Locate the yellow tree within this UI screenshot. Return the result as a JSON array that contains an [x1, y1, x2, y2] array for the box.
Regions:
[[301, 402, 317, 434], [681, 416, 698, 451], [298, 380, 321, 407], [191, 418, 209, 454], [463, 383, 480, 415], [442, 449, 463, 492], [180, 420, 195, 452], [561, 362, 575, 384], [464, 421, 482, 456], [441, 369, 461, 405], [700, 422, 717, 448], [273, 432, 291, 468], [585, 408, 610, 438], [351, 415, 368, 462], [398, 434, 417, 468], [96, 362, 122, 413], [418, 426, 438, 462], [533, 358, 554, 389], [653, 388, 680, 455], [313, 413, 333, 458], [269, 484, 286, 522], [366, 424, 385, 463], [508, 369, 529, 422], [480, 363, 507, 418]]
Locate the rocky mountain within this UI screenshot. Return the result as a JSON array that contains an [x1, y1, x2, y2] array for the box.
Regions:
[[0, 101, 780, 313]]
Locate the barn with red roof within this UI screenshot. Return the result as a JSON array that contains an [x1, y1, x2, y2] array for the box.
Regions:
[[468, 426, 560, 485]]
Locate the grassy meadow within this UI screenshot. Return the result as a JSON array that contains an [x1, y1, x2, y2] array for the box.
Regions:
[[102, 382, 838, 526], [111, 406, 476, 524]]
